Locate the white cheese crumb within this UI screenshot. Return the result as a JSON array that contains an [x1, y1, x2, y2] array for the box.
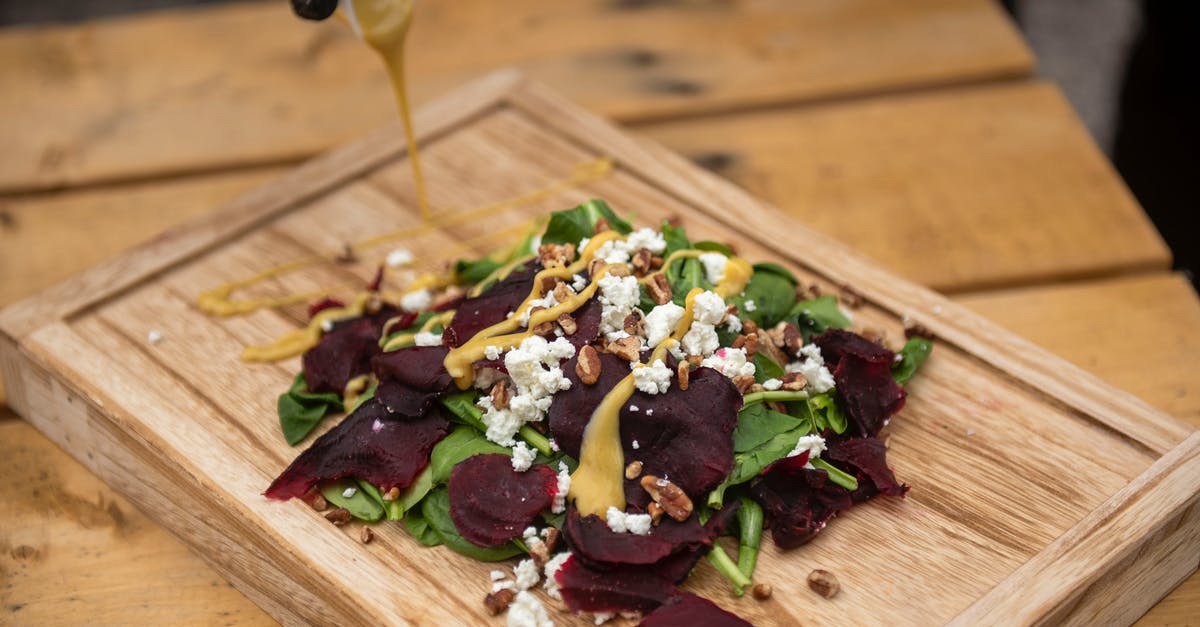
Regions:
[[788, 434, 827, 468], [594, 228, 667, 265], [543, 552, 571, 600], [698, 252, 728, 285], [578, 237, 591, 251], [629, 405, 640, 412], [400, 288, 432, 312], [597, 274, 641, 337], [645, 409, 653, 416], [606, 507, 652, 536], [492, 580, 516, 593], [479, 336, 576, 446], [572, 273, 588, 291], [594, 612, 615, 625], [413, 331, 443, 346], [342, 487, 357, 499], [700, 347, 756, 379], [549, 438, 560, 452], [552, 462, 571, 514], [743, 299, 757, 312], [632, 440, 640, 449], [724, 315, 743, 334], [147, 330, 163, 345], [490, 570, 507, 581], [485, 345, 503, 360], [643, 302, 685, 348], [513, 558, 541, 591], [786, 344, 836, 393], [519, 291, 559, 327], [371, 419, 384, 433], [385, 247, 414, 267], [680, 322, 719, 357], [511, 442, 536, 472], [507, 591, 552, 627], [762, 378, 783, 391], [692, 291, 727, 325], [633, 359, 672, 395], [320, 319, 334, 332]]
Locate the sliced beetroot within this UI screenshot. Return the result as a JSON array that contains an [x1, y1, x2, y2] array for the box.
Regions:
[[638, 593, 751, 627], [302, 318, 383, 394], [555, 554, 680, 614], [448, 453, 558, 547], [548, 351, 632, 455], [563, 297, 603, 348], [750, 455, 853, 549], [813, 329, 906, 438], [826, 436, 908, 502], [443, 262, 540, 348], [307, 296, 346, 319], [265, 399, 449, 500], [371, 346, 454, 391], [374, 380, 443, 418]]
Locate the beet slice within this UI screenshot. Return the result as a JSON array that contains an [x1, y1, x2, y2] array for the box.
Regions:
[[443, 262, 540, 348], [307, 297, 346, 319], [563, 297, 603, 349], [638, 593, 751, 627], [548, 351, 632, 455], [813, 329, 906, 438], [825, 436, 908, 502], [750, 455, 853, 549], [265, 399, 449, 500], [302, 318, 383, 394], [371, 346, 454, 391], [555, 555, 680, 614], [448, 453, 557, 547]]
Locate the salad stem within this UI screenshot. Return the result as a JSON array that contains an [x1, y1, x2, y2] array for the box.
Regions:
[[736, 498, 763, 581], [518, 425, 553, 457], [811, 458, 859, 491], [706, 543, 751, 596], [740, 390, 810, 407]]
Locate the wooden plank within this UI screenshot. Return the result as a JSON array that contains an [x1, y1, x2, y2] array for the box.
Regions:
[[0, 0, 1032, 192], [638, 81, 1172, 292], [5, 271, 1198, 625], [0, 73, 1195, 625]]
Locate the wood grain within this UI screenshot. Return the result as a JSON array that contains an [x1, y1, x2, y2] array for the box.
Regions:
[[0, 0, 1032, 192], [0, 74, 1195, 625], [639, 80, 1171, 292]]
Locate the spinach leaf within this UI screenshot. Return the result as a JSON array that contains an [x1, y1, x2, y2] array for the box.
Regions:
[[400, 465, 434, 512], [404, 511, 443, 547], [790, 295, 852, 341], [542, 199, 632, 245], [693, 240, 734, 256], [454, 257, 503, 285], [708, 426, 808, 508], [278, 372, 344, 445], [751, 262, 799, 286], [806, 393, 848, 435], [355, 480, 403, 521], [439, 392, 487, 432], [660, 220, 691, 255], [421, 488, 523, 561], [733, 403, 807, 453], [671, 258, 708, 307], [752, 351, 785, 384], [892, 337, 933, 385], [736, 270, 797, 328], [348, 384, 376, 413], [321, 480, 384, 522], [430, 427, 511, 484]]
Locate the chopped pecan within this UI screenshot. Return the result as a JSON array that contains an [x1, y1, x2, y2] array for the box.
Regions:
[[538, 243, 576, 268], [839, 284, 864, 309], [484, 588, 516, 615], [904, 321, 935, 340], [553, 281, 574, 303], [743, 333, 759, 356], [752, 583, 773, 600], [529, 537, 551, 566], [686, 355, 703, 367], [594, 218, 612, 234], [742, 319, 760, 336], [649, 255, 665, 270], [540, 275, 559, 294], [623, 311, 644, 336], [647, 273, 673, 305], [677, 362, 690, 391], [640, 475, 693, 522], [748, 383, 764, 393], [781, 323, 803, 356], [588, 258, 606, 278], [381, 487, 401, 502], [490, 379, 511, 410], [625, 460, 644, 480], [807, 569, 840, 599], [781, 372, 808, 391], [732, 375, 756, 394], [324, 508, 352, 526], [360, 526, 375, 544], [576, 345, 602, 385], [608, 264, 632, 278], [303, 487, 328, 512], [543, 527, 561, 553], [557, 312, 578, 335], [631, 248, 653, 276], [532, 320, 555, 337], [607, 336, 641, 362], [646, 502, 665, 526], [731, 335, 747, 349]]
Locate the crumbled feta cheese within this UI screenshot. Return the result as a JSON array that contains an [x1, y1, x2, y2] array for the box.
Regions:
[[606, 507, 652, 536], [147, 330, 163, 345], [698, 252, 728, 285], [692, 291, 727, 325], [519, 291, 559, 327], [320, 319, 334, 332], [701, 348, 756, 379], [413, 331, 443, 346], [643, 302, 685, 348], [681, 322, 719, 357], [400, 288, 432, 312], [511, 442, 536, 472], [342, 487, 357, 498], [507, 591, 552, 627], [493, 580, 516, 593], [633, 359, 672, 395], [549, 438, 560, 452], [485, 345, 503, 360], [594, 612, 615, 625], [543, 552, 571, 600], [724, 315, 742, 333], [786, 344, 836, 393], [645, 409, 653, 416], [572, 273, 588, 291], [762, 378, 783, 391], [372, 419, 384, 432], [594, 228, 667, 265], [513, 558, 540, 590], [552, 462, 571, 514], [490, 570, 507, 581], [788, 434, 827, 468], [597, 274, 641, 336], [578, 237, 591, 251], [385, 247, 414, 267], [629, 405, 639, 412], [632, 440, 640, 449], [480, 336, 577, 445], [743, 299, 757, 312]]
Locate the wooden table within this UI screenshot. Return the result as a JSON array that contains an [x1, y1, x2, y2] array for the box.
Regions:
[[0, 1, 1195, 624]]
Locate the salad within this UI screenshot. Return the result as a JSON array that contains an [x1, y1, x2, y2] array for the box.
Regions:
[[262, 200, 932, 625]]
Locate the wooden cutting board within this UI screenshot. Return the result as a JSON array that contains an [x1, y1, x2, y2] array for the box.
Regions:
[[1, 71, 1196, 626]]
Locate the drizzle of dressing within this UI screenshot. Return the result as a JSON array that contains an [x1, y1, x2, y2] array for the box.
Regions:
[[380, 309, 455, 352], [241, 292, 372, 362]]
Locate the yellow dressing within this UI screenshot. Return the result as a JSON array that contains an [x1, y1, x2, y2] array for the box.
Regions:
[[241, 292, 372, 362], [342, 374, 372, 410], [380, 309, 455, 352], [715, 256, 753, 298]]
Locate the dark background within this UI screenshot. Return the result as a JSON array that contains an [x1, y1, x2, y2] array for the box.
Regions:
[[2, 0, 1194, 283]]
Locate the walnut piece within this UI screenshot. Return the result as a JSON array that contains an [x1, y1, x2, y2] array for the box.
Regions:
[[576, 345, 602, 385], [360, 526, 374, 544], [557, 312, 578, 336], [640, 475, 693, 521], [807, 569, 840, 599], [647, 273, 673, 305], [677, 362, 690, 391], [732, 374, 756, 394], [752, 583, 773, 600], [607, 336, 641, 362], [490, 379, 511, 410], [646, 502, 665, 526], [625, 460, 644, 480], [324, 508, 352, 526], [484, 588, 516, 615]]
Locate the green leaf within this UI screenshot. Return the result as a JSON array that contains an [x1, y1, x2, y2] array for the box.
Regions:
[[660, 220, 692, 255], [671, 258, 708, 307], [892, 337, 933, 385], [810, 458, 859, 491], [733, 403, 807, 453], [735, 270, 796, 328], [400, 465, 434, 513], [542, 199, 632, 245], [708, 426, 809, 508], [790, 296, 852, 341], [278, 373, 343, 446], [355, 480, 403, 521], [321, 480, 384, 522], [736, 497, 764, 580], [807, 393, 847, 435], [439, 392, 487, 432], [454, 258, 503, 285], [693, 240, 734, 256], [429, 427, 511, 484], [752, 350, 785, 384], [421, 488, 523, 561], [404, 511, 443, 547], [348, 384, 377, 413], [750, 262, 799, 286]]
